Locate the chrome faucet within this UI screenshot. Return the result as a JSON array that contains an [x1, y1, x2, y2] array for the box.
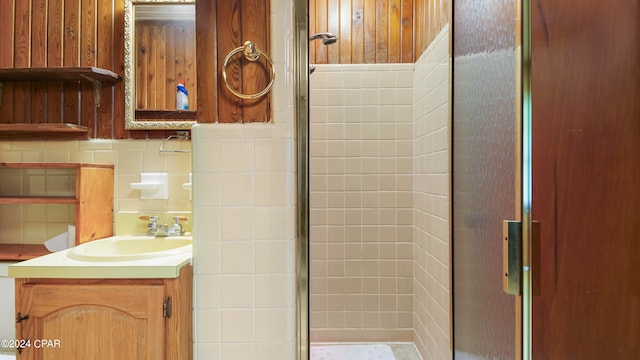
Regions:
[[141, 216, 188, 237]]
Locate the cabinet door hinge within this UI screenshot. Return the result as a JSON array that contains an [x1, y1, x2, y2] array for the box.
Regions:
[[15, 312, 29, 323], [163, 296, 172, 318]]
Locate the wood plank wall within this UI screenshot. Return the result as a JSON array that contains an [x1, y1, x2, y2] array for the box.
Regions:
[[0, 0, 448, 136], [0, 0, 127, 139], [135, 20, 197, 111], [197, 0, 271, 123], [414, 0, 449, 59], [310, 0, 449, 64]]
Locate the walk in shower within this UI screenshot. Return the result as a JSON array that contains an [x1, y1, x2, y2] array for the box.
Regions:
[[304, 15, 452, 360]]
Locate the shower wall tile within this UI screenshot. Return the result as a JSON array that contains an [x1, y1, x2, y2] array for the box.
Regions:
[[412, 24, 452, 360], [309, 63, 415, 343]]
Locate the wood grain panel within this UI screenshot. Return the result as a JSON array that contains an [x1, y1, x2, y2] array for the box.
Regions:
[[80, 0, 97, 135], [240, 0, 270, 122], [96, 0, 114, 138], [47, 0, 64, 125], [400, 0, 413, 63], [531, 0, 640, 358], [0, 0, 16, 125], [113, 0, 126, 139], [195, 0, 217, 123], [31, 0, 47, 124], [316, 0, 330, 64], [414, 0, 449, 60], [216, 0, 242, 123], [339, 0, 352, 63], [211, 0, 270, 123], [13, 0, 31, 124], [309, 0, 448, 64], [63, 0, 81, 126], [363, 0, 377, 63], [351, 0, 364, 63], [376, 0, 390, 63]]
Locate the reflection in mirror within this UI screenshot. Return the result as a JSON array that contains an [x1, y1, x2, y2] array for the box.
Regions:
[[125, 0, 197, 130]]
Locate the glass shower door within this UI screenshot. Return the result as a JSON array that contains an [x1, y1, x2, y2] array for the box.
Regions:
[[452, 0, 521, 358]]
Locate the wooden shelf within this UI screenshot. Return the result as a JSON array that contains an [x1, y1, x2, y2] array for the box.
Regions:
[[0, 244, 50, 261], [0, 196, 78, 205], [0, 162, 113, 169], [0, 66, 122, 108], [0, 162, 114, 245], [0, 123, 90, 140], [0, 67, 121, 83]]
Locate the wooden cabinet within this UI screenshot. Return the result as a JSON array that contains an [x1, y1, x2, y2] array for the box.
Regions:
[[14, 265, 192, 359], [0, 162, 114, 246]]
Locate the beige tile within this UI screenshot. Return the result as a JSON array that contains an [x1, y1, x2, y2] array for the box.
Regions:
[[255, 309, 291, 342], [254, 173, 287, 206], [220, 310, 254, 342], [219, 208, 254, 240], [220, 240, 255, 274], [220, 173, 253, 206], [195, 275, 220, 309], [220, 344, 254, 360], [195, 309, 220, 342], [219, 142, 253, 173], [255, 274, 291, 308], [220, 275, 254, 308], [255, 240, 290, 273]]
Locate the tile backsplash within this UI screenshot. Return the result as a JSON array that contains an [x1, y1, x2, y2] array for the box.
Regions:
[[0, 139, 192, 244]]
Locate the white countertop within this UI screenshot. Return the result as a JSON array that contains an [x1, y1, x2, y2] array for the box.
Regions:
[[8, 248, 191, 279]]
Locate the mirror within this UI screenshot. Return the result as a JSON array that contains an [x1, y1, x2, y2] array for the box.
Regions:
[[124, 0, 197, 130]]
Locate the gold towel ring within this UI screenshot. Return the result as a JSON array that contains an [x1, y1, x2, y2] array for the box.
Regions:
[[222, 41, 276, 100]]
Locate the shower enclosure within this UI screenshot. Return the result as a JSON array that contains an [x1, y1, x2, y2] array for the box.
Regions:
[[452, 0, 640, 359]]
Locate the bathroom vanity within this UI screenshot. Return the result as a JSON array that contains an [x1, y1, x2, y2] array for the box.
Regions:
[[9, 238, 192, 359]]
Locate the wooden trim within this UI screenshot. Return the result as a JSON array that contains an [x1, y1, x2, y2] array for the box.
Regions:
[[0, 197, 78, 205], [0, 162, 114, 169], [135, 109, 197, 120], [0, 123, 90, 139], [0, 66, 121, 83]]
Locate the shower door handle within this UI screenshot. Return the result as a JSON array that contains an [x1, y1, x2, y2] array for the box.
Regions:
[[503, 220, 540, 296], [503, 220, 522, 295]]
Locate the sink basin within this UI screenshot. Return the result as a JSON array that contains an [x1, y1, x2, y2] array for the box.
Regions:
[[67, 235, 192, 262]]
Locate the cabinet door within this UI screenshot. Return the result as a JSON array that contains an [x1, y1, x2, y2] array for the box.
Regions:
[[17, 284, 165, 360]]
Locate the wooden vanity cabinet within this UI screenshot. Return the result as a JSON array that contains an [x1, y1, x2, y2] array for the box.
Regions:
[[14, 265, 192, 360]]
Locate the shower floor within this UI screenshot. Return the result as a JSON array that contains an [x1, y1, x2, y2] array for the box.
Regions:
[[310, 343, 422, 360]]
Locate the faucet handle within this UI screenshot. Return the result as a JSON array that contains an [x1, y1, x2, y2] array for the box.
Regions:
[[173, 216, 189, 223], [139, 215, 160, 234], [170, 216, 188, 236]]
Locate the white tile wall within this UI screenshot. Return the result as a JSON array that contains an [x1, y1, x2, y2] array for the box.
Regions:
[[191, 124, 296, 360], [413, 24, 452, 360]]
